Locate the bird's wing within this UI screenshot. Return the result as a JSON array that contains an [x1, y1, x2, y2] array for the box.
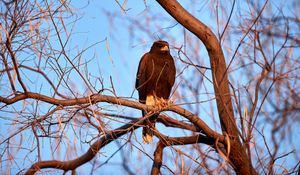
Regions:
[[168, 55, 176, 87], [135, 53, 148, 90]]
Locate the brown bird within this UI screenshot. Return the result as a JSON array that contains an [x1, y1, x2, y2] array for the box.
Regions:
[[135, 40, 176, 143]]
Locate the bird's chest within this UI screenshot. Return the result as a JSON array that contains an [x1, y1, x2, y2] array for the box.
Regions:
[[150, 57, 171, 72], [146, 57, 170, 85]]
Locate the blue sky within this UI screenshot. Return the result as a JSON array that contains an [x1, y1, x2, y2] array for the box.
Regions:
[[0, 0, 299, 174], [55, 0, 300, 173]]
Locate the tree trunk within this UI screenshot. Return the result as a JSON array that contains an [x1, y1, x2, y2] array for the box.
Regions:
[[156, 0, 257, 174]]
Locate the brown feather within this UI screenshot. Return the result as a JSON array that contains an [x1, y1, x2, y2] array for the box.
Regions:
[[135, 40, 176, 143]]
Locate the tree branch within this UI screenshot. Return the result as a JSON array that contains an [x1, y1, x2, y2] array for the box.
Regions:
[[5, 38, 27, 93], [0, 92, 225, 143], [157, 115, 200, 132], [151, 141, 164, 175], [0, 90, 225, 174], [151, 133, 224, 175], [25, 118, 142, 175], [24, 108, 222, 174], [156, 0, 257, 174]]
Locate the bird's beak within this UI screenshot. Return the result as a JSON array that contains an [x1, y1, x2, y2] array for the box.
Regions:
[[160, 45, 169, 51]]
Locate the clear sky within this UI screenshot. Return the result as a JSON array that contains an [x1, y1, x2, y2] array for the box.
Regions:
[[52, 1, 300, 173], [0, 0, 299, 174]]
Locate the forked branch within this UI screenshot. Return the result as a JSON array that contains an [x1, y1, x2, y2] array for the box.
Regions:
[[0, 92, 224, 174], [156, 0, 257, 174]]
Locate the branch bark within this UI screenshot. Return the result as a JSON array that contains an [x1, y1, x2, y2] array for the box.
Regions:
[[151, 142, 164, 175], [156, 0, 257, 174], [151, 133, 224, 175], [0, 92, 225, 173], [0, 92, 225, 143], [25, 118, 142, 175]]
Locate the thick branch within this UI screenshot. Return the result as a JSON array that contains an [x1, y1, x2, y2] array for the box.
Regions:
[[151, 142, 164, 175], [157, 115, 199, 132], [167, 106, 224, 142], [156, 0, 257, 174], [0, 92, 225, 142], [23, 104, 222, 174], [151, 133, 224, 175], [156, 0, 236, 138], [25, 118, 142, 175]]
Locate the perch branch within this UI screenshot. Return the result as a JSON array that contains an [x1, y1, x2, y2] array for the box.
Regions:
[[156, 0, 257, 174]]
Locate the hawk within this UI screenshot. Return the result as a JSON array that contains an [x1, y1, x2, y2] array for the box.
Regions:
[[135, 40, 176, 143]]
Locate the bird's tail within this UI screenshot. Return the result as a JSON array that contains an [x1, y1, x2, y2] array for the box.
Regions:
[[142, 110, 157, 144]]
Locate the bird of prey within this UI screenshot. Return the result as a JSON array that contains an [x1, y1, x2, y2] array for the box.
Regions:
[[135, 40, 176, 143]]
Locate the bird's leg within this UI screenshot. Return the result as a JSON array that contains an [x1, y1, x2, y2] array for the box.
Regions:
[[154, 97, 165, 110], [146, 95, 155, 111]]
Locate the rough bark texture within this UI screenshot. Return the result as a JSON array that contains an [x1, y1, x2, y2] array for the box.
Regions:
[[2, 92, 224, 174], [151, 142, 164, 175], [156, 0, 257, 174], [25, 119, 142, 175]]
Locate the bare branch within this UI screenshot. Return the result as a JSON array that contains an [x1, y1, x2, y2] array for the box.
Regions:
[[156, 0, 257, 174], [0, 92, 225, 142], [25, 118, 142, 175]]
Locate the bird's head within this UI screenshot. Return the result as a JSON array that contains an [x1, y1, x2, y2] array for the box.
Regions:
[[150, 40, 170, 54]]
